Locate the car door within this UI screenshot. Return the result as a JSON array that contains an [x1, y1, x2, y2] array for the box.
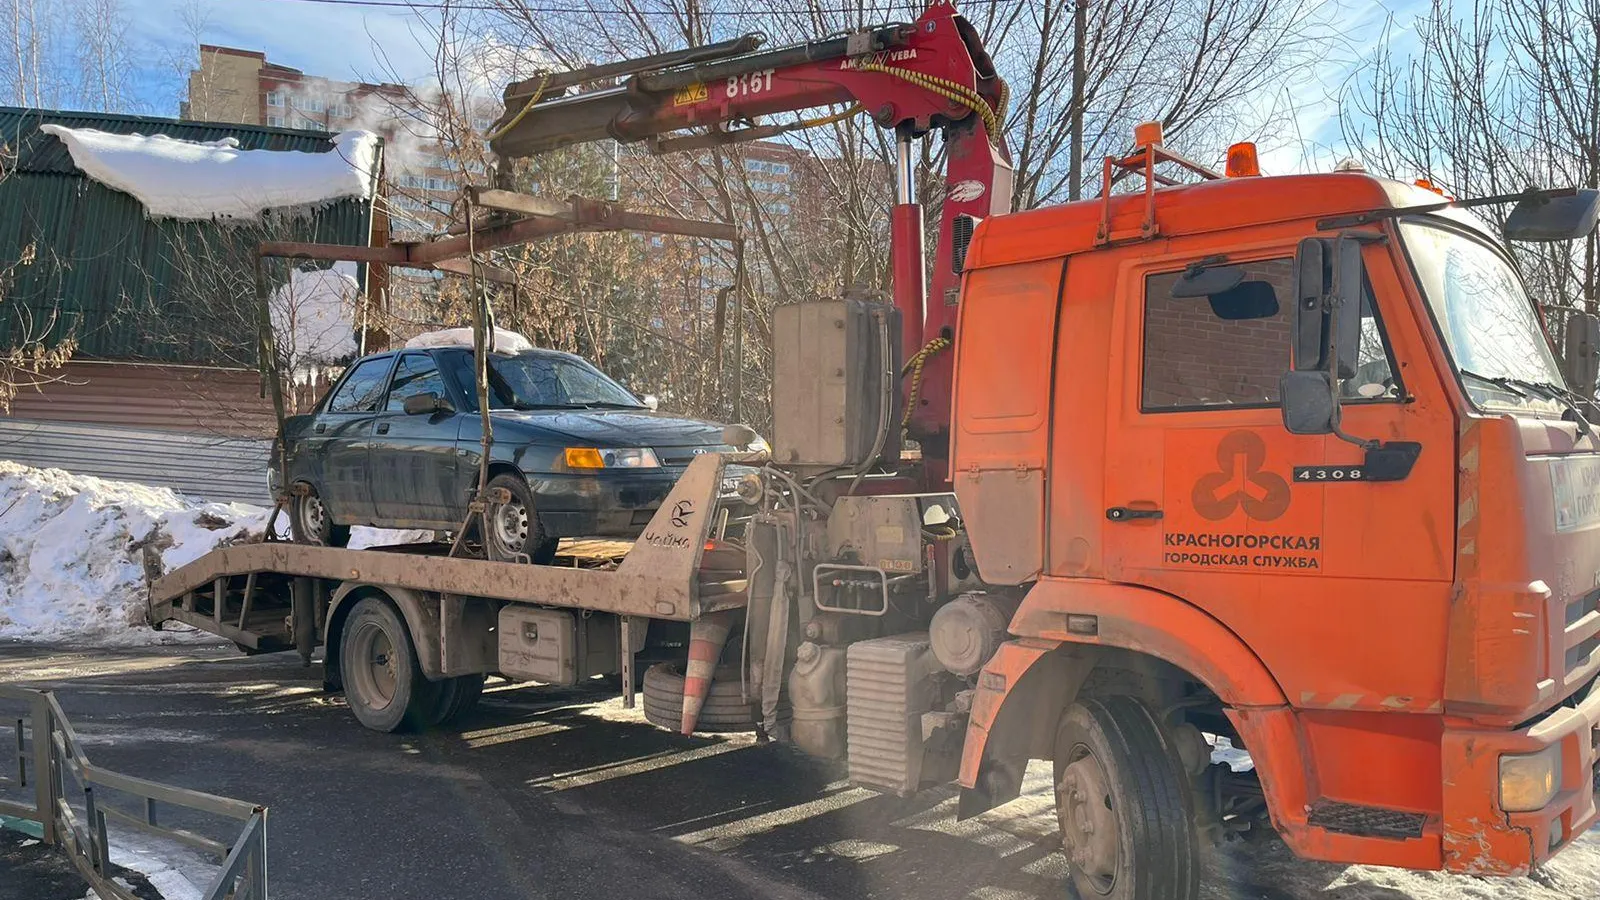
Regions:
[[370, 352, 462, 523], [314, 354, 394, 524]]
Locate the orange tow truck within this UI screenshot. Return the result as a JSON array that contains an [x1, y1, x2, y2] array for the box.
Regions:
[[154, 3, 1600, 897]]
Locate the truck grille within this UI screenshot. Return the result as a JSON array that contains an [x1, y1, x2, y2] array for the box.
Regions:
[[1565, 587, 1600, 681]]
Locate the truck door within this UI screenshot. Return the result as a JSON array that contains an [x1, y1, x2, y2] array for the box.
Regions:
[[313, 354, 393, 524], [370, 352, 460, 523], [1099, 243, 1456, 705]]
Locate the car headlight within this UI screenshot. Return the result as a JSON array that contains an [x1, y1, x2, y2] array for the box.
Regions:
[[746, 434, 770, 453], [1499, 745, 1563, 812], [563, 447, 661, 469]]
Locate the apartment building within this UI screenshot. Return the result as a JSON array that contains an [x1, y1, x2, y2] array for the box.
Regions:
[[182, 44, 491, 234]]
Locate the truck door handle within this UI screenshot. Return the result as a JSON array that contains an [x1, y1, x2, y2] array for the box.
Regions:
[[376, 422, 390, 435], [1106, 506, 1162, 521]]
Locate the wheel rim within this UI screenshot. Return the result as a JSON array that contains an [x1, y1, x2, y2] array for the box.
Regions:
[[298, 492, 327, 538], [490, 496, 529, 557], [1059, 744, 1120, 895], [349, 620, 398, 712]]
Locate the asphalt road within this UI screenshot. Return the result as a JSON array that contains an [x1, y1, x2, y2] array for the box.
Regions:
[[1, 641, 1595, 900]]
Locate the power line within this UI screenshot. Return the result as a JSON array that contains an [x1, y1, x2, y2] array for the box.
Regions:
[[264, 0, 979, 18]]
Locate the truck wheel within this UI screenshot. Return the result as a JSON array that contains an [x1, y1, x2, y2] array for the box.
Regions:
[[1054, 696, 1200, 900], [483, 473, 558, 565], [340, 596, 439, 733], [640, 662, 780, 733], [289, 484, 351, 547], [431, 674, 486, 727]]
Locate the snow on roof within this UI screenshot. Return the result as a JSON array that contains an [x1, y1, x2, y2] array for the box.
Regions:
[[405, 327, 535, 355], [38, 125, 379, 221], [272, 264, 360, 366]]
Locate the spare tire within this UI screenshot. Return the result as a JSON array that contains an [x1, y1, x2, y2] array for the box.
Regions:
[[641, 662, 787, 734]]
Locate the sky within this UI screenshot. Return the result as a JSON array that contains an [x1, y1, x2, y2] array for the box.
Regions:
[[116, 0, 1426, 175]]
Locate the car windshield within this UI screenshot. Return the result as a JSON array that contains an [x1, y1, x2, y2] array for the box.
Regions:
[[457, 351, 643, 410], [1400, 219, 1567, 414]]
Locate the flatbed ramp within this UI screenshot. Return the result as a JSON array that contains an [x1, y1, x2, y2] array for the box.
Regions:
[[147, 456, 746, 650]]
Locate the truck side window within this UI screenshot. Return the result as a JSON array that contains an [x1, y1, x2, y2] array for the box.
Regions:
[[1343, 292, 1401, 400], [1142, 259, 1294, 410], [325, 357, 391, 413]]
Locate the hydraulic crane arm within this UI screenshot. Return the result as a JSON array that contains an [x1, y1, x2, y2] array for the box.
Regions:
[[489, 1, 1014, 476]]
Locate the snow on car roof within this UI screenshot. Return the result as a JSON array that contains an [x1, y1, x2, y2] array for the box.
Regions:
[[403, 327, 536, 355], [38, 125, 379, 221]]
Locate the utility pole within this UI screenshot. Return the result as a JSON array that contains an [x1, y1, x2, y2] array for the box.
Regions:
[[1068, 0, 1088, 201]]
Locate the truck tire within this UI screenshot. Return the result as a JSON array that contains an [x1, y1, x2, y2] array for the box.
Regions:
[[482, 473, 558, 565], [339, 595, 440, 733], [1053, 696, 1200, 900], [640, 662, 775, 734], [431, 674, 486, 727], [289, 484, 351, 547]]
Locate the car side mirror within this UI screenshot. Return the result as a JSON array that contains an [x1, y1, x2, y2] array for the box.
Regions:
[[1279, 370, 1339, 435], [403, 392, 449, 415], [642, 394, 659, 412], [1505, 188, 1600, 242]]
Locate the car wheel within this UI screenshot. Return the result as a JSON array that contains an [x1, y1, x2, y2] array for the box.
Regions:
[[289, 484, 351, 547], [483, 473, 557, 564], [339, 596, 439, 733]]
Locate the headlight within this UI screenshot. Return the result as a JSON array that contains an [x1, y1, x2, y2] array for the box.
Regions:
[[563, 447, 661, 470], [1499, 745, 1563, 812], [747, 434, 770, 453]]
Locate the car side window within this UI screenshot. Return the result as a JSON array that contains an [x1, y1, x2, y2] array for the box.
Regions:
[[385, 354, 447, 411], [325, 357, 391, 413]]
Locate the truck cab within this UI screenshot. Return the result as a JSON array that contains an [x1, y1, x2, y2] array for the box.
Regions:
[[953, 167, 1600, 875]]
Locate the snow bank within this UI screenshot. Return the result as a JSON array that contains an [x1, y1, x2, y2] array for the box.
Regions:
[[38, 126, 379, 221], [405, 327, 534, 354], [272, 263, 360, 365], [0, 462, 268, 645]]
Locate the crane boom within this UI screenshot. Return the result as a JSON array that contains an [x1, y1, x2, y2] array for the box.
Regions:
[[489, 1, 1014, 480]]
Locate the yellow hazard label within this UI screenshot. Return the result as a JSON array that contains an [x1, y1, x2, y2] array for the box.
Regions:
[[674, 82, 708, 106]]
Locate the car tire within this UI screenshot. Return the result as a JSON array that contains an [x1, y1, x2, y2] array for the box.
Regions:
[[339, 596, 439, 733], [640, 662, 788, 734], [289, 483, 351, 547], [482, 473, 558, 564]]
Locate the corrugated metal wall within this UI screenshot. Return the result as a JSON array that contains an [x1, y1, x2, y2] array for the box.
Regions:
[[8, 360, 277, 437], [0, 106, 376, 366], [0, 419, 271, 505]]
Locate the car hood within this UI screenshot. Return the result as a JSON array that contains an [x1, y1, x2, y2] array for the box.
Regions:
[[488, 409, 728, 449]]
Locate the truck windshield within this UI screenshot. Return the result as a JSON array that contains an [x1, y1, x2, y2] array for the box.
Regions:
[[1400, 219, 1566, 414]]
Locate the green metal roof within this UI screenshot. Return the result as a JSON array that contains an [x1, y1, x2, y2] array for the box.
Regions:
[[0, 107, 377, 366]]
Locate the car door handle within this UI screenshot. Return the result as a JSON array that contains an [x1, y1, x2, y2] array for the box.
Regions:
[[314, 423, 326, 434], [376, 422, 390, 435], [1106, 506, 1163, 521]]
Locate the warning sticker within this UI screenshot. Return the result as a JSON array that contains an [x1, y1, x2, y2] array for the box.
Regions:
[[673, 82, 708, 106]]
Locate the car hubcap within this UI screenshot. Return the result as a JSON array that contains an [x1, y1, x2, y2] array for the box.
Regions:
[[300, 493, 327, 537], [1059, 748, 1119, 894], [491, 498, 529, 556], [350, 621, 397, 711]]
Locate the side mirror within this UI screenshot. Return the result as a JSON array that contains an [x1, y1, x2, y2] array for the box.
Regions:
[[1505, 189, 1600, 242], [1564, 312, 1600, 399], [1280, 370, 1339, 435], [1290, 235, 1365, 377], [403, 392, 449, 415], [642, 394, 660, 411]]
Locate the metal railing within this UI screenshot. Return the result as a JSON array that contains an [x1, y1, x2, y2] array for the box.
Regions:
[[0, 686, 269, 900]]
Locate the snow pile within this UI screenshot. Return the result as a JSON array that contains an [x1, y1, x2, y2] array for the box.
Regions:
[[272, 263, 361, 365], [0, 462, 268, 645], [38, 126, 379, 221], [405, 327, 534, 354]]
